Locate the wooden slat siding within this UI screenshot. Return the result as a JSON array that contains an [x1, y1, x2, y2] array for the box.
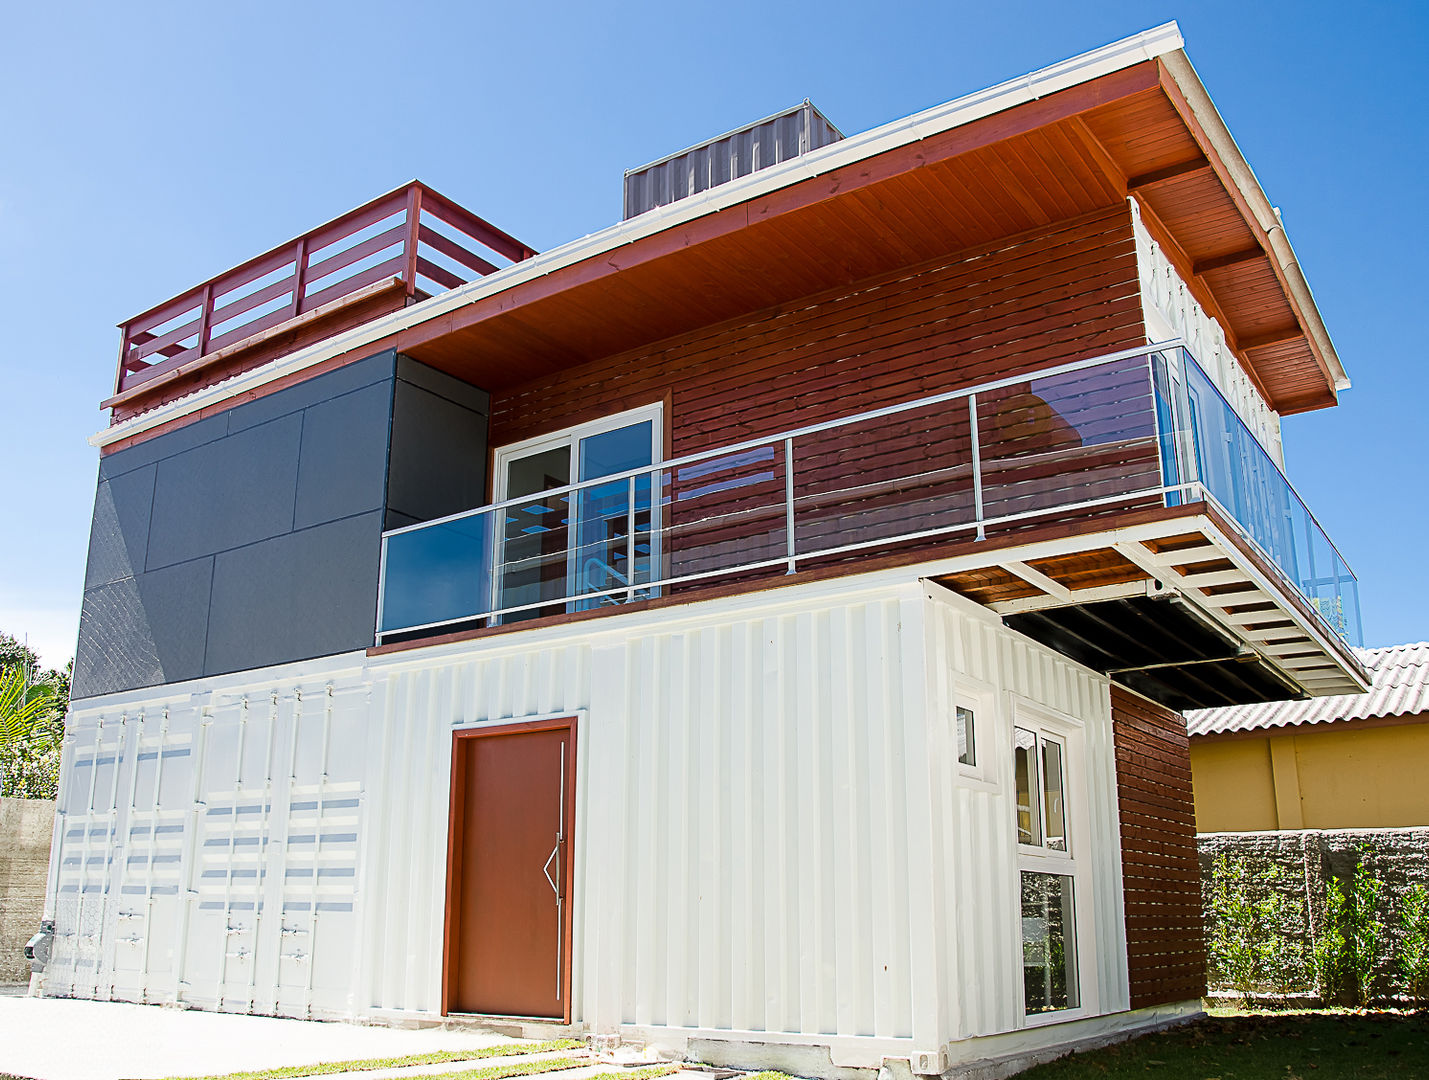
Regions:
[[1111, 685, 1206, 1009], [489, 207, 1146, 590]]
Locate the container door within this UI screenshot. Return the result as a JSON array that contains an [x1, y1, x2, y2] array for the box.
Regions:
[[444, 720, 575, 1019]]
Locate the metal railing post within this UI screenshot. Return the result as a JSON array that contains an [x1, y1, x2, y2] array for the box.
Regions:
[[969, 394, 985, 540], [626, 475, 638, 602], [784, 437, 797, 573]]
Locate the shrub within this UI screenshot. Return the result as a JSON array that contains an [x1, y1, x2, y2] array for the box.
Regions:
[[1399, 883, 1429, 1005], [1206, 854, 1280, 1004], [1313, 853, 1386, 1006]]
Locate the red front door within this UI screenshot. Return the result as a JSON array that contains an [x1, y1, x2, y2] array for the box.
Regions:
[[443, 718, 576, 1019]]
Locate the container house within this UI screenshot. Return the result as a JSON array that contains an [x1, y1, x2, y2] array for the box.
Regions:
[[46, 22, 1368, 1078]]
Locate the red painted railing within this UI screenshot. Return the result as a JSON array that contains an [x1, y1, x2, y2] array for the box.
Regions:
[[114, 181, 536, 397]]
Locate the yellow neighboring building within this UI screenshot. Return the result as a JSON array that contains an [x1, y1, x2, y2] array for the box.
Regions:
[[1187, 642, 1429, 833]]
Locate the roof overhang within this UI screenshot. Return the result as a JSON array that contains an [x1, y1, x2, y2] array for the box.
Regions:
[[94, 21, 1347, 448]]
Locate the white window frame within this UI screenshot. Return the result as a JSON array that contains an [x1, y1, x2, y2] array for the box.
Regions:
[[492, 402, 664, 611], [1011, 699, 1095, 1027], [952, 676, 997, 789]]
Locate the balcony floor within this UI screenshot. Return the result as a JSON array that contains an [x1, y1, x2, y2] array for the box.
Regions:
[[371, 498, 1367, 712], [931, 500, 1367, 708]]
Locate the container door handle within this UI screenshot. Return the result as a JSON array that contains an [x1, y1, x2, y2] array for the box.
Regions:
[[542, 842, 560, 898]]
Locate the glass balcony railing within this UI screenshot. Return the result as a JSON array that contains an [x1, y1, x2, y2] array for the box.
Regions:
[[377, 343, 1362, 648], [1151, 348, 1362, 645]]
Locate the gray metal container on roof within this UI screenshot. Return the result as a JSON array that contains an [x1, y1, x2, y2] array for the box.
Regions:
[[623, 99, 844, 219]]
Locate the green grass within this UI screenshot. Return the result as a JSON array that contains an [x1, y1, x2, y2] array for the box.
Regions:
[[159, 1040, 585, 1080], [1017, 1009, 1429, 1079], [388, 1056, 588, 1080], [601, 1066, 679, 1080]]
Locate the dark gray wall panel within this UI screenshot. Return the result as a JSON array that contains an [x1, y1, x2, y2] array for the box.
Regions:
[[294, 383, 393, 529], [395, 354, 489, 414], [145, 415, 303, 571], [204, 512, 384, 676], [140, 557, 215, 686], [74, 576, 162, 698], [84, 464, 156, 589], [387, 378, 488, 526], [72, 557, 212, 699], [228, 351, 396, 435], [98, 414, 230, 480]]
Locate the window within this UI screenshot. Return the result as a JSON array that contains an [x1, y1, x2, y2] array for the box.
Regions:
[[956, 705, 976, 767], [1015, 721, 1078, 1016], [1021, 871, 1078, 1014], [1014, 727, 1066, 851]]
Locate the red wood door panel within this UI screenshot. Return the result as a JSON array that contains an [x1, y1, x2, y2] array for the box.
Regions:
[[444, 719, 575, 1019]]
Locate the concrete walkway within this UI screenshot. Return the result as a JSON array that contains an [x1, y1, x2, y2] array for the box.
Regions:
[[0, 995, 525, 1080]]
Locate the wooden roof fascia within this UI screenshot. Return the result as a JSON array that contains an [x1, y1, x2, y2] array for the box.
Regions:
[[393, 62, 1164, 359], [1156, 54, 1347, 401], [1132, 194, 1282, 410]]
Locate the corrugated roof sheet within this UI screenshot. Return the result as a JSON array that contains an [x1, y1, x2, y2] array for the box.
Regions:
[[1187, 642, 1429, 736]]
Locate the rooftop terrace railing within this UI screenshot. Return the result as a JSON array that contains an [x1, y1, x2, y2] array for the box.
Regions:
[[376, 343, 1362, 649], [113, 181, 535, 399]]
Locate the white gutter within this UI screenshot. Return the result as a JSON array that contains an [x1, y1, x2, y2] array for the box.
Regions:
[[1158, 51, 1350, 393], [92, 22, 1185, 449]]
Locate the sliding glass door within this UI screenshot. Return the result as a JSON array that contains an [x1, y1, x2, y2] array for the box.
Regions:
[[494, 406, 661, 621]]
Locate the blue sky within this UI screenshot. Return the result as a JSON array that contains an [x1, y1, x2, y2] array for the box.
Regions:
[[2, 1, 1425, 667]]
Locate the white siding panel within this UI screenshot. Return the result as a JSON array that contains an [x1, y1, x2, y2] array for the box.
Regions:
[[47, 570, 1130, 1062], [585, 593, 920, 1040], [922, 586, 1128, 1045]]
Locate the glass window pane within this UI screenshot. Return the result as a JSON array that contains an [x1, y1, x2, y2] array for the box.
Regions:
[[579, 421, 653, 481], [956, 706, 976, 767], [1014, 727, 1040, 845], [499, 447, 572, 621], [576, 422, 656, 607], [1041, 738, 1067, 853], [1021, 871, 1078, 1014]]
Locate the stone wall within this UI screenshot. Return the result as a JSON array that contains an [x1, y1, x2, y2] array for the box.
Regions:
[[0, 797, 54, 984], [1198, 827, 1429, 1002]]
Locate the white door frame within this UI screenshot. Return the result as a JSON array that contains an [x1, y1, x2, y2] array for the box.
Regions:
[[492, 403, 664, 612]]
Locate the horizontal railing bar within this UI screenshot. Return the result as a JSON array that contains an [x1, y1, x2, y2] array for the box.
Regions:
[[207, 274, 297, 333], [298, 258, 405, 315], [204, 303, 307, 355], [415, 256, 465, 291], [382, 341, 1189, 539], [303, 224, 407, 287], [418, 184, 535, 263], [206, 247, 301, 306], [121, 294, 205, 340], [377, 482, 1205, 639], [303, 199, 407, 261], [121, 346, 201, 386], [418, 224, 500, 277], [128, 316, 202, 364]]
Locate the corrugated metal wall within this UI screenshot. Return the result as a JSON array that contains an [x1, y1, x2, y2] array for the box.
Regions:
[[623, 101, 843, 219], [922, 588, 1129, 1044], [47, 571, 1132, 1063]]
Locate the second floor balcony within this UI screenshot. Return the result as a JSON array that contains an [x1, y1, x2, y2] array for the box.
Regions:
[[375, 342, 1366, 708]]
